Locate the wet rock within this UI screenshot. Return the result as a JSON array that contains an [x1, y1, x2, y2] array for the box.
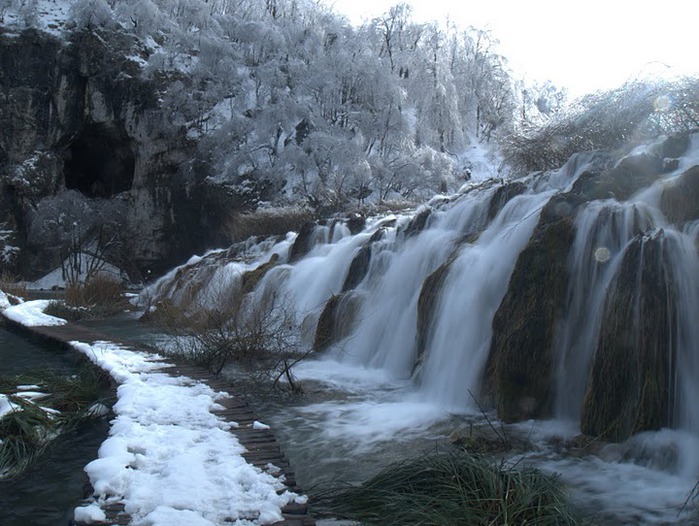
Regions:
[[314, 294, 342, 352], [487, 181, 527, 221], [486, 197, 576, 422], [401, 207, 431, 238], [346, 212, 365, 235], [313, 292, 361, 352], [241, 253, 279, 293], [288, 222, 317, 262], [415, 251, 458, 369], [567, 155, 661, 204], [662, 158, 680, 172], [580, 230, 677, 441], [341, 229, 385, 292], [660, 133, 689, 159], [342, 245, 371, 292], [660, 165, 699, 225]]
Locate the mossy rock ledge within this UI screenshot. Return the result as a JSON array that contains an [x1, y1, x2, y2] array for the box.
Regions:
[[580, 230, 677, 441], [241, 253, 279, 294], [486, 194, 576, 422], [660, 165, 699, 226]]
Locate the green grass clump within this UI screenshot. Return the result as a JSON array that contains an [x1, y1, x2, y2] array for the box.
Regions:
[[0, 368, 112, 479], [323, 449, 581, 525]]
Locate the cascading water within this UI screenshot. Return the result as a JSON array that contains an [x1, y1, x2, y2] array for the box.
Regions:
[[553, 201, 662, 421], [142, 132, 699, 523], [664, 224, 699, 437], [418, 191, 555, 409]]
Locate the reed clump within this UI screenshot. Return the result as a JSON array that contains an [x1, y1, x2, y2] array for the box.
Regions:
[[0, 368, 112, 479], [322, 448, 581, 525]]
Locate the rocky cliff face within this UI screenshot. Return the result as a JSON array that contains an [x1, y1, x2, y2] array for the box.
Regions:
[[0, 27, 225, 280]]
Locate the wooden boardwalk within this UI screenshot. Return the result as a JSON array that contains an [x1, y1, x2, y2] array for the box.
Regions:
[[2, 316, 315, 526]]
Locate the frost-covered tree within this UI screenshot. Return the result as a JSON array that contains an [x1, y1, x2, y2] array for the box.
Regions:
[[8, 0, 528, 209]]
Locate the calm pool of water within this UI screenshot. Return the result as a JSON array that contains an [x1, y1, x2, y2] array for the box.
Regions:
[[0, 324, 111, 525]]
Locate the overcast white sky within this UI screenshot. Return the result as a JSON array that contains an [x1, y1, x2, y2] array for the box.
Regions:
[[324, 0, 697, 97]]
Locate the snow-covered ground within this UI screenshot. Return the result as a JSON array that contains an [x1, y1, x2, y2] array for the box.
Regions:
[[3, 299, 67, 326], [1, 298, 305, 525], [28, 254, 126, 290]]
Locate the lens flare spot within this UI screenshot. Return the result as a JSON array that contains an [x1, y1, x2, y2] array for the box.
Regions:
[[594, 246, 611, 263], [654, 95, 672, 112]]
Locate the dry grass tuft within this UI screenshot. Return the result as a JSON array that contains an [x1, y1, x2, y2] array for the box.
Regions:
[[0, 271, 27, 298], [225, 206, 314, 242]]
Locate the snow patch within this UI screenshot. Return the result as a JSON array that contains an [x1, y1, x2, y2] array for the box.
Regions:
[[72, 502, 106, 524], [0, 394, 18, 419], [252, 420, 271, 430], [3, 300, 67, 326], [29, 252, 124, 290]]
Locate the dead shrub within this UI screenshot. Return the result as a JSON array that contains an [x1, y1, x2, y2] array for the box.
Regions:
[[61, 273, 126, 317], [0, 272, 27, 299], [504, 77, 699, 173], [154, 281, 308, 392]]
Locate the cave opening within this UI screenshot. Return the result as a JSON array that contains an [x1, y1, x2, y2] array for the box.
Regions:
[[64, 123, 135, 198]]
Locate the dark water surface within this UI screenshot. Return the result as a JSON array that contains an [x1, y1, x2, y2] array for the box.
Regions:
[[0, 324, 111, 526]]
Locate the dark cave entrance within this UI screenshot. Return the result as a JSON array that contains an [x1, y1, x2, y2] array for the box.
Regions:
[[64, 123, 135, 198]]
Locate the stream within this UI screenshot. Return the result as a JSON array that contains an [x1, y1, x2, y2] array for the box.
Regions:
[[80, 312, 699, 525]]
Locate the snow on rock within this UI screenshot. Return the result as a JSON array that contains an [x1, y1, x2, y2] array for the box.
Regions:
[[0, 290, 10, 310], [3, 299, 67, 326], [72, 503, 106, 524], [1, 0, 74, 37], [29, 253, 124, 290], [252, 421, 271, 430], [71, 341, 301, 525], [0, 394, 18, 419]]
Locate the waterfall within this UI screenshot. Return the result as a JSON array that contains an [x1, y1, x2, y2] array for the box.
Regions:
[[553, 201, 661, 421], [553, 157, 699, 439], [418, 192, 553, 409], [143, 132, 699, 441], [665, 223, 699, 435]]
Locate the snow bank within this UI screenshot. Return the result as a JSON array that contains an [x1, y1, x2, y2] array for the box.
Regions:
[[72, 341, 301, 525], [3, 300, 67, 326], [73, 503, 106, 524]]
